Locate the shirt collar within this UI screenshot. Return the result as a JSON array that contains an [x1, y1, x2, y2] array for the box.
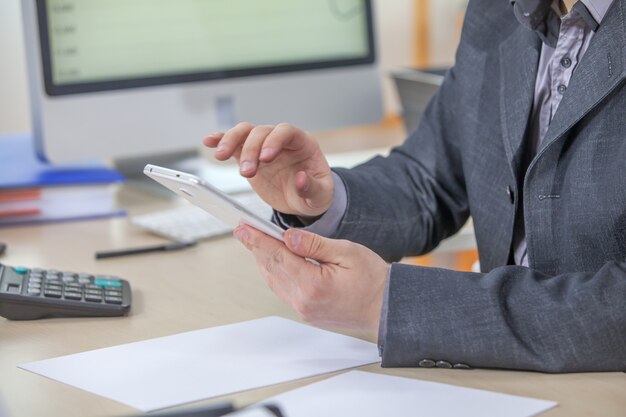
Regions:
[[510, 0, 615, 46]]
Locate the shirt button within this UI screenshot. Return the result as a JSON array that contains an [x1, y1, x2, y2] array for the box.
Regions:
[[557, 84, 567, 94], [560, 56, 572, 68]]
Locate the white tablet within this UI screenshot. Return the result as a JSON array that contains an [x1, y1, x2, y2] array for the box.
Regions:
[[144, 164, 285, 242]]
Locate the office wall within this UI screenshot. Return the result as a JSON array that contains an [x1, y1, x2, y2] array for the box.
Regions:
[[428, 0, 468, 67], [373, 0, 415, 116], [0, 0, 462, 135]]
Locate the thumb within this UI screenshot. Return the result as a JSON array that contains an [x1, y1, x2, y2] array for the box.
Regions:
[[284, 229, 345, 263], [294, 170, 333, 213]]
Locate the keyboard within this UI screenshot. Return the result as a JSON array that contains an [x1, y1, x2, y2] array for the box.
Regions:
[[132, 192, 274, 243]]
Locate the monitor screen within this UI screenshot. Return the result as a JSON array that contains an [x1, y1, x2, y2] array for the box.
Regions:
[[37, 0, 374, 95]]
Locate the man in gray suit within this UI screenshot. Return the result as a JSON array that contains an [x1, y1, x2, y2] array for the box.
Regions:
[[204, 0, 626, 373]]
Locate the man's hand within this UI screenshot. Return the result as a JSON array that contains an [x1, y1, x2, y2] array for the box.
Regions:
[[233, 225, 389, 332], [203, 123, 333, 218]]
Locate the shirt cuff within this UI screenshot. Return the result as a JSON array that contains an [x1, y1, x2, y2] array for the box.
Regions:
[[377, 265, 392, 357], [272, 172, 348, 238]]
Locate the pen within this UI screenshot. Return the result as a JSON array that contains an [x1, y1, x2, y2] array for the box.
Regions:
[[95, 241, 196, 260]]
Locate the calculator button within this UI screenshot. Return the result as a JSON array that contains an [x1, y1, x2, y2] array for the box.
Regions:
[[64, 292, 83, 301], [94, 279, 122, 288], [85, 290, 103, 297], [78, 277, 92, 284], [13, 267, 28, 275], [96, 275, 119, 281], [27, 288, 41, 296], [45, 275, 60, 282], [44, 290, 62, 298], [62, 276, 76, 283], [105, 290, 122, 297], [29, 272, 43, 279], [66, 284, 82, 291], [95, 275, 120, 281], [85, 294, 103, 302], [28, 284, 42, 292], [104, 296, 123, 305], [28, 277, 42, 284], [46, 269, 60, 275], [31, 268, 44, 274]]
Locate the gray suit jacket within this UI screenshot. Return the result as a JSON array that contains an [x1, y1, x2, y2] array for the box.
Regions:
[[332, 0, 626, 372]]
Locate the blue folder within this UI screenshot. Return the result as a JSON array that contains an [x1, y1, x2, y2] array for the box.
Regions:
[[0, 133, 125, 189]]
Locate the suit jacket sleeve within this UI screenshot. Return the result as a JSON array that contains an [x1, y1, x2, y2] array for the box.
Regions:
[[380, 262, 626, 373]]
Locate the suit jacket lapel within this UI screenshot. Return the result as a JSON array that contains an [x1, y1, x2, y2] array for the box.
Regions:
[[539, 0, 626, 154], [499, 27, 541, 178]]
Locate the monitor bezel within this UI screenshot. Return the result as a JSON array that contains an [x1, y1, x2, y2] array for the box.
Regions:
[[36, 0, 376, 97]]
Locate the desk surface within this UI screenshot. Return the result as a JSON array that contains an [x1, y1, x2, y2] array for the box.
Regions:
[[1, 122, 625, 417]]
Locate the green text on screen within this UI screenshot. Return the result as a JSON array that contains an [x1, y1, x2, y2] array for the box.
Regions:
[[47, 0, 370, 85]]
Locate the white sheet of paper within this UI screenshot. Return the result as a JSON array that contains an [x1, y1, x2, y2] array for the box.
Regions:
[[19, 317, 379, 412], [260, 371, 558, 417]]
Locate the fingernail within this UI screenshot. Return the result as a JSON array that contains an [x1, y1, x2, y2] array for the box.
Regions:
[[240, 161, 255, 173], [288, 230, 302, 248], [234, 226, 250, 242], [216, 144, 227, 153], [260, 148, 274, 160]]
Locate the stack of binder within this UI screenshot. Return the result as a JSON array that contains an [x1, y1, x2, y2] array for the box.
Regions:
[[0, 134, 126, 227]]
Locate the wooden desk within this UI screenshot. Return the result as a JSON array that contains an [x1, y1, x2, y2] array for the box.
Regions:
[[1, 122, 625, 417]]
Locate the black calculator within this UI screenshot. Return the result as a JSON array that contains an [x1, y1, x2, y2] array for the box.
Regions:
[[0, 263, 131, 320]]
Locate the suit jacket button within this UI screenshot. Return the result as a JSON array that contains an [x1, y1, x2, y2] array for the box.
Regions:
[[418, 359, 436, 368], [436, 360, 453, 369], [453, 363, 472, 370]]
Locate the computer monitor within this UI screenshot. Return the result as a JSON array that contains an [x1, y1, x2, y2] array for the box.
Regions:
[[21, 0, 383, 166]]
